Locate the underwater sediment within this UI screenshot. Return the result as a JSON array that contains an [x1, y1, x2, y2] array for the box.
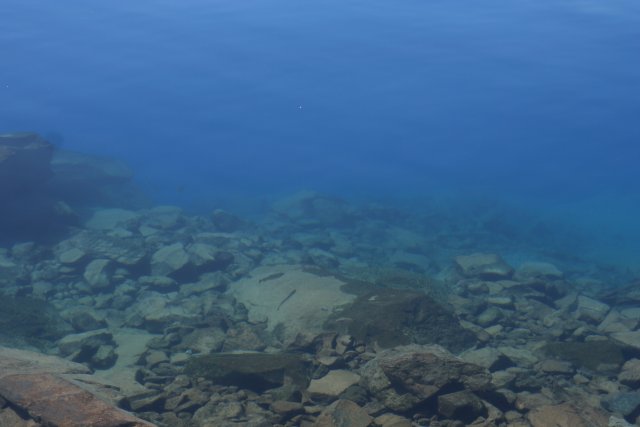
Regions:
[[1, 137, 640, 426]]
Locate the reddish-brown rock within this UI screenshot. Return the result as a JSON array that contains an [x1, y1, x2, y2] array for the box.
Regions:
[[313, 399, 373, 427], [527, 403, 608, 427], [0, 346, 155, 427]]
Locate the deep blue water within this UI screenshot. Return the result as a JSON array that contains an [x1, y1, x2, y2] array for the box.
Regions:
[[2, 0, 640, 264]]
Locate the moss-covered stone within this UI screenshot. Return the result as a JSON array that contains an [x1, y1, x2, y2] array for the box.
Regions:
[[542, 340, 625, 371], [0, 296, 68, 346], [325, 289, 476, 353], [183, 352, 310, 392]]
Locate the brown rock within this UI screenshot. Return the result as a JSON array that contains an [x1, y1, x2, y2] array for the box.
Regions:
[[360, 345, 491, 412], [374, 413, 412, 427], [515, 392, 553, 412], [619, 359, 640, 387], [271, 400, 304, 416], [222, 323, 267, 351], [0, 406, 39, 427], [538, 359, 574, 374], [307, 370, 361, 398], [438, 390, 485, 423], [313, 399, 372, 427], [0, 373, 154, 427], [0, 346, 90, 377], [0, 346, 154, 427], [527, 403, 608, 427]]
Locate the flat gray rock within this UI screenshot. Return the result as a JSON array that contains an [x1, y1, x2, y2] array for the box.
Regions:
[[227, 265, 357, 346]]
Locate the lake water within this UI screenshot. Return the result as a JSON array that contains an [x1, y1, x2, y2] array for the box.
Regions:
[[2, 0, 640, 266]]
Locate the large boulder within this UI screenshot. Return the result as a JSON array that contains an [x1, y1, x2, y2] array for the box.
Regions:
[[184, 352, 310, 393], [226, 265, 357, 347], [0, 346, 154, 427], [125, 292, 201, 333], [0, 296, 69, 347], [542, 340, 624, 371], [0, 133, 76, 242], [50, 149, 148, 209], [307, 370, 361, 399], [150, 243, 190, 276], [0, 132, 53, 196], [527, 402, 609, 427], [360, 344, 491, 412], [325, 288, 476, 352]]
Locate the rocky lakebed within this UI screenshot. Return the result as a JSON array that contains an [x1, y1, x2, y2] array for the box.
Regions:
[[2, 134, 640, 427]]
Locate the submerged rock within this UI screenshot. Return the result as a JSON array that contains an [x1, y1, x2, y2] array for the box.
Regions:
[[57, 329, 117, 369], [313, 399, 372, 427], [326, 288, 476, 352], [183, 352, 310, 393], [0, 132, 52, 187], [83, 258, 114, 290], [360, 344, 491, 412], [227, 265, 357, 347], [150, 243, 189, 277], [527, 403, 608, 427], [56, 229, 147, 266], [454, 253, 513, 280], [143, 205, 183, 230], [0, 296, 69, 346], [461, 347, 513, 372], [601, 392, 640, 418], [307, 370, 361, 399], [0, 253, 23, 287], [211, 209, 245, 232], [0, 132, 77, 241], [619, 359, 640, 387], [437, 390, 486, 423], [575, 295, 610, 324], [542, 340, 625, 372], [611, 331, 640, 351], [50, 149, 148, 210], [0, 346, 154, 427]]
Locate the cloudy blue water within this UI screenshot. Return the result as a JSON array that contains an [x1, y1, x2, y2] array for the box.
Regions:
[[2, 0, 640, 263]]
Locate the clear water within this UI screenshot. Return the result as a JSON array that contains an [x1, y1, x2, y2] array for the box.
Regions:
[[2, 0, 640, 267]]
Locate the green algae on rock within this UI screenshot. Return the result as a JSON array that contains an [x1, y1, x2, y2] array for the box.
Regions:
[[183, 352, 311, 392], [542, 340, 625, 371], [325, 289, 476, 353]]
